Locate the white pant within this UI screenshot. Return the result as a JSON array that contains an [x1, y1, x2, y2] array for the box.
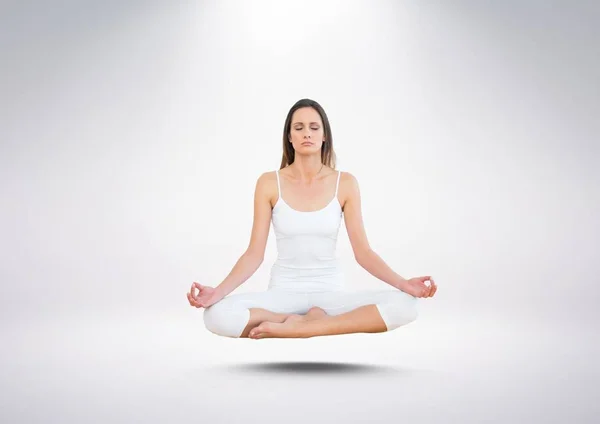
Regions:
[[203, 288, 419, 338]]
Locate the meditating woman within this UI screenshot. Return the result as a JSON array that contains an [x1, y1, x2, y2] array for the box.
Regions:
[[186, 98, 437, 339]]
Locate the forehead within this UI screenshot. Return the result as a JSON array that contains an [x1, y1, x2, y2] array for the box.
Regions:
[[291, 107, 322, 124]]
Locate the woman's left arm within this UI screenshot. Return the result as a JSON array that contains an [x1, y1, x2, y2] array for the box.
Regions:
[[341, 172, 436, 297], [341, 172, 406, 288]]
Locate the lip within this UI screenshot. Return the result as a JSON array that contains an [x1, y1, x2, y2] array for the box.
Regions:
[[301, 141, 314, 145]]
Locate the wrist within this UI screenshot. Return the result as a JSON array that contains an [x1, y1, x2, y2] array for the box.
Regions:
[[392, 274, 408, 290], [214, 285, 228, 299]]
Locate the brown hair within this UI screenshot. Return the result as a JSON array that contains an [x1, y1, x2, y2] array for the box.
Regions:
[[280, 98, 336, 170]]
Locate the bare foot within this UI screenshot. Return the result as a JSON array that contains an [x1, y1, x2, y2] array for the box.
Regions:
[[248, 319, 307, 339], [248, 308, 327, 339], [282, 314, 304, 324]]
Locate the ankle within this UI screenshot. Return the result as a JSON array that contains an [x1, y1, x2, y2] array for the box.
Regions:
[[277, 313, 294, 323]]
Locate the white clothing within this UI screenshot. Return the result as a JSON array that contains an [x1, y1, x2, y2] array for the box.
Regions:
[[269, 169, 344, 292], [203, 169, 418, 338]]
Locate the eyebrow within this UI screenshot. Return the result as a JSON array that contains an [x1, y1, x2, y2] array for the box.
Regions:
[[293, 122, 320, 125]]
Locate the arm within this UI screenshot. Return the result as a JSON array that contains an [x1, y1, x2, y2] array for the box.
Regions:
[[214, 172, 273, 298], [342, 172, 408, 290]]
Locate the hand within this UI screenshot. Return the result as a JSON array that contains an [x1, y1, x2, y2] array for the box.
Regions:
[[186, 282, 222, 308], [398, 276, 437, 298]]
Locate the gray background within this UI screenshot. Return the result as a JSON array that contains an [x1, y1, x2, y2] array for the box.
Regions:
[[1, 0, 598, 423]]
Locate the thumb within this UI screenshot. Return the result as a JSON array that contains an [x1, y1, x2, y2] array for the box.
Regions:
[[191, 282, 204, 297]]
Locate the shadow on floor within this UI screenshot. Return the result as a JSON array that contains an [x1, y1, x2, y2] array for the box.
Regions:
[[219, 361, 410, 375]]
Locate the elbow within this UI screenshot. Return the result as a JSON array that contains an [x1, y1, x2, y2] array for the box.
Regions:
[[244, 250, 264, 266], [354, 248, 373, 267]]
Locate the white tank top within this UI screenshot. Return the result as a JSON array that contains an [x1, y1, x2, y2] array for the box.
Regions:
[[268, 169, 345, 292]]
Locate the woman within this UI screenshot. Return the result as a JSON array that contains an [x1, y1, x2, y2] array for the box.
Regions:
[[186, 98, 437, 339]]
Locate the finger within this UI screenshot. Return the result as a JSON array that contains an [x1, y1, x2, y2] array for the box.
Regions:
[[190, 283, 197, 298], [425, 279, 434, 296], [192, 282, 203, 297], [429, 282, 437, 297], [188, 292, 201, 307], [194, 294, 205, 307], [189, 293, 199, 307], [187, 292, 195, 306], [192, 294, 205, 308], [424, 277, 434, 295], [420, 276, 432, 284]]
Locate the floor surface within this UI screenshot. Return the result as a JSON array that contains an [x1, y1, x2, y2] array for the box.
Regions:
[[2, 305, 598, 424]]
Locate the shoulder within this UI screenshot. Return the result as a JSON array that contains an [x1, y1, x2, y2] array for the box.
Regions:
[[339, 170, 359, 190], [254, 171, 279, 201], [256, 170, 277, 185], [322, 167, 356, 184], [336, 170, 360, 210]]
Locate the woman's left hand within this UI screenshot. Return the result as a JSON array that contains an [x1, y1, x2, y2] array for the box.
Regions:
[[398, 276, 437, 298]]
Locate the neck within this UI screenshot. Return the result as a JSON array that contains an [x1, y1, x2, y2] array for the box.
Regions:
[[289, 155, 324, 182]]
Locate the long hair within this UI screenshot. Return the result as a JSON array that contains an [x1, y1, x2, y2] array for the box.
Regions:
[[280, 98, 337, 170]]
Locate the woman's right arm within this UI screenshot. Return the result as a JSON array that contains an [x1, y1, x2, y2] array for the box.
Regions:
[[213, 172, 273, 299]]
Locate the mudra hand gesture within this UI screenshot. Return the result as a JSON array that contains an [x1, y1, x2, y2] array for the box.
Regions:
[[399, 276, 437, 298], [186, 282, 222, 308]]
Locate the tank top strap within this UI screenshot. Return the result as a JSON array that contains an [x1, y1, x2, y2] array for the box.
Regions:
[[275, 170, 282, 198], [335, 170, 341, 196]]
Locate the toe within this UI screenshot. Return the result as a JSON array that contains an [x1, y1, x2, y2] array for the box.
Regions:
[[251, 323, 267, 338]]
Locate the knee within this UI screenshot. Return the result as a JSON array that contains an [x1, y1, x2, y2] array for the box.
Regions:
[[203, 302, 249, 338], [378, 291, 419, 331]]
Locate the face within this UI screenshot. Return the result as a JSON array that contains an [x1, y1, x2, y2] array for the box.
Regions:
[[288, 107, 325, 154]]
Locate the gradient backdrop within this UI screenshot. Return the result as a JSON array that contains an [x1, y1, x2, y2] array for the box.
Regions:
[[1, 1, 599, 423]]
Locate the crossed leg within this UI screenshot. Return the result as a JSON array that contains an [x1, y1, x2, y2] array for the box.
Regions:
[[239, 306, 327, 338], [203, 290, 313, 338], [248, 304, 384, 339], [203, 288, 417, 339], [248, 289, 418, 339]]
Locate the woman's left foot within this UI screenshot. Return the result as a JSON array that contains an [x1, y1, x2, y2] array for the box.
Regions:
[[248, 308, 327, 339], [248, 319, 308, 339]]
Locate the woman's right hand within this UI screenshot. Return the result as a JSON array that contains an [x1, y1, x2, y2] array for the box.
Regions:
[[397, 276, 437, 298], [187, 282, 222, 308]]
